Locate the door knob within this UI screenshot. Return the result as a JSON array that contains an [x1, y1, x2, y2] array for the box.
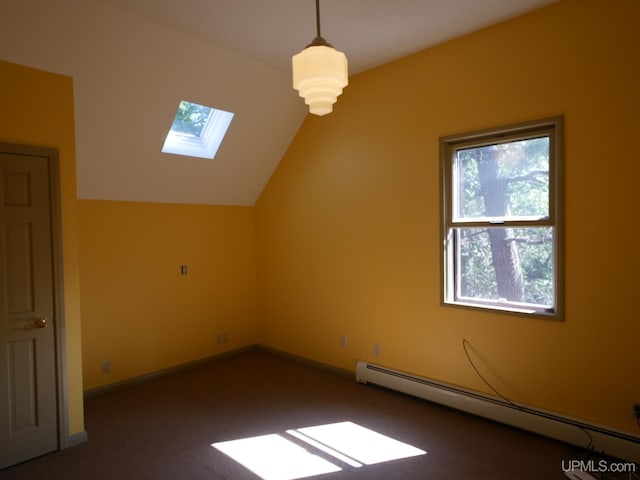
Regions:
[[24, 318, 48, 331]]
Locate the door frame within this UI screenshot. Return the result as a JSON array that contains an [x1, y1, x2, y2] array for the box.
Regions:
[[1, 142, 74, 451]]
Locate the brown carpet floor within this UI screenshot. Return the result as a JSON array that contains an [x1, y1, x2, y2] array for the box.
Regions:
[[0, 349, 631, 479]]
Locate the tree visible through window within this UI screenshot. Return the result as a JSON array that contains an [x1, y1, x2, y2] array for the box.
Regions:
[[171, 101, 212, 138], [440, 117, 563, 317], [161, 100, 234, 160]]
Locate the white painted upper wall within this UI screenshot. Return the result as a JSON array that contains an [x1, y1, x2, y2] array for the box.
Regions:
[[1, 0, 557, 206], [0, 0, 307, 206]]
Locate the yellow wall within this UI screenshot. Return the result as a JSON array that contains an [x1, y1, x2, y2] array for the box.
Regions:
[[4, 0, 638, 444], [79, 200, 257, 390], [255, 0, 640, 434], [0, 61, 85, 436]]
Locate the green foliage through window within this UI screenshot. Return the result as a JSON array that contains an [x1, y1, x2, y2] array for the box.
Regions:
[[441, 117, 563, 317], [171, 101, 212, 137]]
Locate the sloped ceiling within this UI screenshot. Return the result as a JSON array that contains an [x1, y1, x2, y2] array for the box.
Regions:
[[0, 0, 556, 206]]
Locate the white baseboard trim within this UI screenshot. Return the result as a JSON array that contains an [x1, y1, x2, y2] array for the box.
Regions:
[[62, 430, 88, 449]]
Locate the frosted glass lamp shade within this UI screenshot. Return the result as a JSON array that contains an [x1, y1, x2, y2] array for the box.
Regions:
[[292, 45, 348, 116]]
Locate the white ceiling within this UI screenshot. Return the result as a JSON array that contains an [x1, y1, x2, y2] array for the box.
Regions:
[[95, 0, 557, 75], [0, 0, 556, 206]]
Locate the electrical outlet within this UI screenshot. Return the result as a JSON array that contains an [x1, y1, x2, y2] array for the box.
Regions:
[[374, 343, 381, 357], [101, 359, 111, 373], [340, 336, 347, 348], [216, 332, 229, 345]]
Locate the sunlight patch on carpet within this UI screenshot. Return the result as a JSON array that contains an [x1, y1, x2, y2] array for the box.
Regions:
[[212, 433, 340, 480], [212, 421, 426, 480], [292, 421, 426, 465]]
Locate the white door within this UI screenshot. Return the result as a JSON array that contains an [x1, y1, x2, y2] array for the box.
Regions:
[[0, 150, 58, 468]]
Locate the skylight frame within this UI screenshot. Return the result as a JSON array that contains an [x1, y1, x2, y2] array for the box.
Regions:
[[161, 101, 234, 160]]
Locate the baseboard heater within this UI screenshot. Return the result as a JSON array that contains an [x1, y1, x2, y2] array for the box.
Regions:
[[356, 360, 640, 464]]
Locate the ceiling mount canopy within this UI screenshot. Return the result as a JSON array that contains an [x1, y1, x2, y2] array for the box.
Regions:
[[292, 0, 348, 116]]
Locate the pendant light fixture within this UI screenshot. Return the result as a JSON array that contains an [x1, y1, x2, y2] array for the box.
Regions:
[[292, 0, 348, 116]]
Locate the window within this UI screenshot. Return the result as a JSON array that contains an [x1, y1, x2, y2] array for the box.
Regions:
[[440, 117, 563, 318], [162, 100, 234, 159]]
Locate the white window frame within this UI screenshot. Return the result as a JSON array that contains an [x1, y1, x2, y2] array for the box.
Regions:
[[162, 102, 234, 159], [440, 117, 564, 319]]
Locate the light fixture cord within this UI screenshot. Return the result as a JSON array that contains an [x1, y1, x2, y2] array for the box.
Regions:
[[307, 0, 331, 47], [315, 0, 321, 38]]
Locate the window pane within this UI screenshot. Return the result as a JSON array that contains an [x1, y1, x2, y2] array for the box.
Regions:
[[455, 226, 554, 307], [171, 101, 213, 138], [454, 137, 550, 222], [162, 101, 234, 159]]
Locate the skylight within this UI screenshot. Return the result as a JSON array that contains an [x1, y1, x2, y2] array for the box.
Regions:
[[162, 100, 233, 159]]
